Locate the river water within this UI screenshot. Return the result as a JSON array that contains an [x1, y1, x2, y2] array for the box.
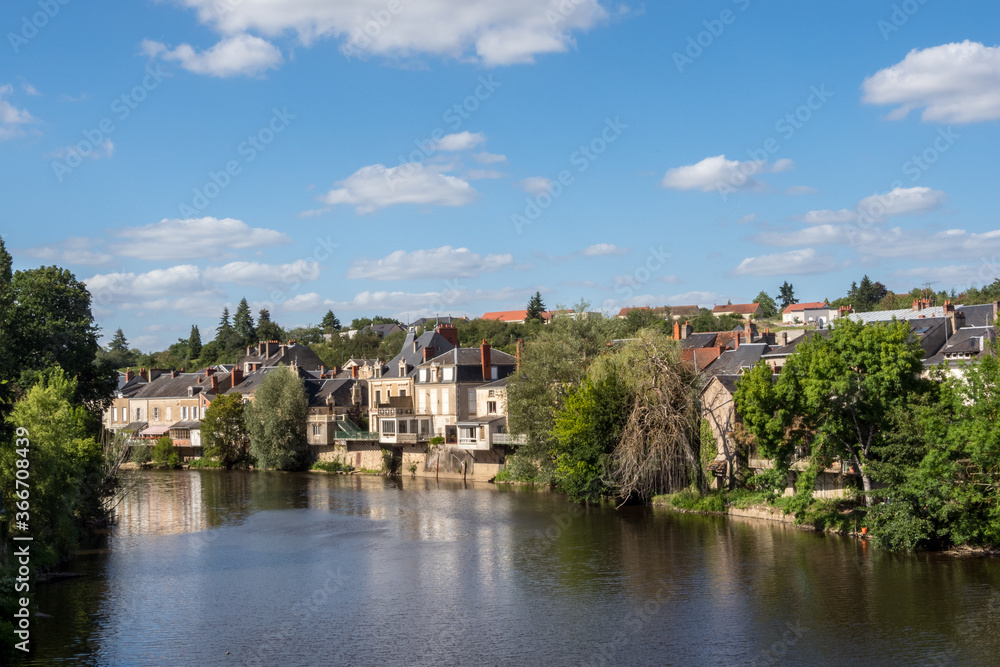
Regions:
[[27, 470, 1000, 666]]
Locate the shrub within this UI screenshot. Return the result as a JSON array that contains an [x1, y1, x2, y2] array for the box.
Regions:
[[152, 436, 179, 468]]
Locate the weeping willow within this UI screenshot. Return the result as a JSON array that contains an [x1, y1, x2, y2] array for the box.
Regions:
[[608, 333, 702, 505]]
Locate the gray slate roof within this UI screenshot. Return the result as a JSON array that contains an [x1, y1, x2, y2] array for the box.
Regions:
[[924, 327, 996, 366], [708, 343, 770, 375], [383, 329, 458, 378]]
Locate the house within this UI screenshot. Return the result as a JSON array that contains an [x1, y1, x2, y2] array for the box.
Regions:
[[481, 309, 552, 324], [366, 323, 460, 444], [712, 303, 762, 321], [105, 367, 151, 432], [361, 322, 405, 338], [700, 375, 742, 489], [408, 315, 469, 328], [239, 340, 326, 373], [781, 302, 839, 325]]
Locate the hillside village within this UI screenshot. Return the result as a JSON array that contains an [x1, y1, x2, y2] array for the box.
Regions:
[[105, 296, 1000, 485]]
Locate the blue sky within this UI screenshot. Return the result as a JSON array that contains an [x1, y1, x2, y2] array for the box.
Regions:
[[3, 0, 1000, 351]]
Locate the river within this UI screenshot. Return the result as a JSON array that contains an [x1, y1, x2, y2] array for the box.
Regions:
[[26, 470, 1000, 665]]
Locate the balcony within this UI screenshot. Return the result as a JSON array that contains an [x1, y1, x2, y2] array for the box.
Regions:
[[492, 433, 526, 445]]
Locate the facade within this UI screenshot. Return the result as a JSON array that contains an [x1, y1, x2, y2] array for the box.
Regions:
[[481, 309, 552, 324], [712, 303, 762, 321], [780, 302, 838, 325]]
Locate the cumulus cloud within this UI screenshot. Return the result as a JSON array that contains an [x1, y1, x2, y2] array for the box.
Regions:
[[319, 163, 478, 214], [517, 176, 553, 194], [796, 186, 947, 226], [204, 260, 321, 286], [0, 83, 37, 140], [862, 41, 1000, 123], [142, 34, 283, 78], [434, 131, 485, 151], [163, 0, 610, 67], [581, 243, 628, 257], [22, 237, 113, 266], [732, 249, 837, 277], [661, 155, 793, 193], [112, 217, 291, 259], [346, 246, 513, 281], [474, 152, 507, 164]]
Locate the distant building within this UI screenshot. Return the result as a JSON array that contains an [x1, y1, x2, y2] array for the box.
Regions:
[[481, 309, 552, 324], [712, 303, 762, 321]]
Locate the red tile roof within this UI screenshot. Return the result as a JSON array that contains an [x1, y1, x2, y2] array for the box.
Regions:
[[481, 310, 552, 322], [782, 301, 829, 314], [713, 303, 761, 315], [617, 306, 650, 317]]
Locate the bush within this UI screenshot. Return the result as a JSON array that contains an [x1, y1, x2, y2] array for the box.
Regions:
[[312, 460, 352, 473], [130, 444, 152, 465], [381, 448, 401, 475], [187, 458, 222, 469], [152, 436, 179, 468]]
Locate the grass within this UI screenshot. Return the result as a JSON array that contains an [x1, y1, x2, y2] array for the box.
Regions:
[[187, 458, 222, 469], [311, 460, 354, 473]]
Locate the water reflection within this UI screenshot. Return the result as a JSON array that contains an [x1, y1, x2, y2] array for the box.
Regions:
[[26, 471, 1000, 666]]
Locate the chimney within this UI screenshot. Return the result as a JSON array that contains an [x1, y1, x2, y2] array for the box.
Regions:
[[423, 346, 436, 362], [205, 366, 212, 379], [351, 365, 359, 379], [280, 343, 287, 356], [682, 321, 692, 340], [247, 345, 252, 357], [319, 365, 326, 378], [210, 374, 219, 394], [139, 367, 148, 381], [673, 320, 681, 341], [125, 368, 134, 382], [413, 338, 419, 353], [734, 332, 739, 350], [171, 370, 176, 379], [231, 367, 244, 388], [780, 332, 788, 346], [481, 339, 492, 381], [437, 323, 459, 348], [913, 299, 921, 311]]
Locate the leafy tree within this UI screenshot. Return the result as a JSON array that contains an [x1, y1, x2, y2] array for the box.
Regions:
[[755, 291, 778, 318], [623, 308, 669, 335], [152, 435, 179, 468], [8, 265, 116, 415], [255, 308, 283, 343], [201, 393, 251, 468], [777, 282, 798, 310], [320, 309, 341, 331], [244, 366, 308, 470], [1, 368, 102, 567], [526, 291, 546, 321], [737, 320, 925, 507], [233, 297, 256, 347], [188, 325, 202, 360]]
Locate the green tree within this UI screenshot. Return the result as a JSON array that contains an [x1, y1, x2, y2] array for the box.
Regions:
[[233, 297, 256, 347], [99, 328, 136, 370], [109, 328, 128, 353], [320, 309, 341, 331], [0, 236, 13, 427], [847, 275, 889, 312], [9, 265, 116, 414], [244, 366, 308, 470], [1, 368, 102, 567], [201, 393, 250, 468], [216, 307, 234, 347], [255, 308, 283, 342], [777, 282, 798, 310], [152, 435, 179, 468], [526, 291, 546, 321], [755, 291, 778, 318], [188, 325, 202, 360]]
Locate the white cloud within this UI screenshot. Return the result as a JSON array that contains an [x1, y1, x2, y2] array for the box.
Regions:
[[754, 224, 848, 248], [204, 260, 321, 286], [434, 131, 485, 151], [732, 249, 837, 277], [891, 264, 986, 287], [786, 185, 817, 196], [474, 152, 507, 164], [737, 214, 757, 224], [0, 83, 37, 140], [661, 155, 793, 193], [320, 163, 478, 214], [166, 0, 610, 67], [22, 237, 113, 266], [851, 227, 1000, 261], [464, 169, 504, 180], [862, 41, 1000, 123], [517, 176, 553, 194], [142, 34, 283, 78], [581, 243, 628, 257], [797, 187, 947, 225], [112, 217, 291, 259], [658, 274, 683, 285], [346, 246, 513, 281], [20, 81, 40, 96]]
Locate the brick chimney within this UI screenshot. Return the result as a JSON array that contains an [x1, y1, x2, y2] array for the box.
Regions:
[[423, 346, 436, 362], [734, 332, 739, 350], [125, 368, 134, 382], [171, 370, 176, 379], [351, 365, 359, 379], [413, 338, 419, 353], [231, 366, 244, 388], [319, 365, 326, 378], [210, 374, 219, 394], [437, 323, 459, 348], [139, 367, 148, 381], [205, 366, 212, 379], [247, 345, 252, 356], [682, 321, 692, 340], [913, 299, 921, 311], [673, 320, 681, 341], [780, 331, 788, 346], [481, 339, 491, 381]]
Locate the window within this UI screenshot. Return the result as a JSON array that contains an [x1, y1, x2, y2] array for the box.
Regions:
[[381, 420, 396, 435], [491, 366, 498, 380], [192, 407, 199, 420], [153, 407, 159, 421], [375, 390, 381, 405], [419, 369, 427, 383], [468, 389, 477, 413], [166, 407, 172, 421], [399, 388, 406, 397], [135, 408, 141, 421], [487, 401, 498, 415], [312, 424, 322, 436], [443, 367, 454, 382], [181, 406, 189, 420], [442, 390, 450, 415], [419, 391, 427, 412]]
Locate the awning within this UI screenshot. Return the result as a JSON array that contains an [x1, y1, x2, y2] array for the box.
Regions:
[[170, 420, 201, 430], [121, 421, 147, 432], [139, 425, 170, 437], [457, 416, 504, 426]]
